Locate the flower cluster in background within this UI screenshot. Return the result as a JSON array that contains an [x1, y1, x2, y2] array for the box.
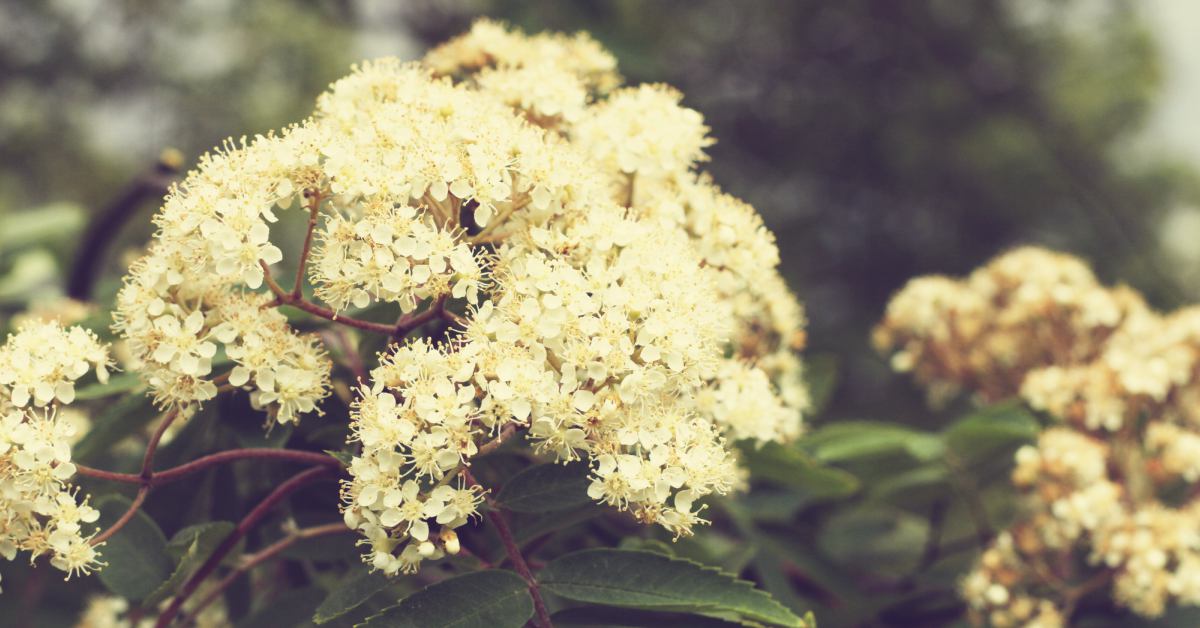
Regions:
[[878, 246, 1200, 625]]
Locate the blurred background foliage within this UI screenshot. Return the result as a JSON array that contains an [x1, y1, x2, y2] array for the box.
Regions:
[[3, 1, 1200, 625]]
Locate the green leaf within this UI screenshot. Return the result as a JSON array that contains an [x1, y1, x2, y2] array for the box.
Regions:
[[325, 450, 355, 468], [74, 372, 143, 401], [313, 568, 392, 624], [801, 421, 943, 463], [496, 462, 592, 513], [0, 202, 85, 249], [738, 442, 859, 499], [539, 549, 808, 628], [802, 352, 839, 416], [144, 521, 235, 607], [165, 521, 235, 560], [867, 464, 951, 507], [818, 507, 928, 578], [94, 494, 173, 601], [551, 606, 745, 627], [942, 400, 1039, 463], [236, 585, 326, 628], [73, 393, 158, 462], [512, 504, 605, 546], [358, 570, 533, 628]]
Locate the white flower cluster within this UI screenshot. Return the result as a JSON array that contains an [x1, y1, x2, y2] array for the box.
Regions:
[[0, 322, 111, 587], [329, 21, 811, 574], [112, 122, 333, 423], [879, 248, 1200, 621], [110, 20, 808, 576], [424, 18, 620, 129]]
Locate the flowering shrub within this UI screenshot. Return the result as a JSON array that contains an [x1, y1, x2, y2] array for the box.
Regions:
[[9, 16, 1184, 628], [2, 20, 815, 628], [878, 247, 1200, 626]]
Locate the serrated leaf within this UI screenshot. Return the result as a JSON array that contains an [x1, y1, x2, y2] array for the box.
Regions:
[[738, 442, 859, 499], [358, 570, 533, 628], [143, 521, 235, 607], [313, 568, 392, 624], [539, 549, 807, 628], [74, 372, 143, 401], [73, 393, 159, 462], [496, 462, 592, 512], [801, 422, 943, 463], [94, 494, 173, 601]]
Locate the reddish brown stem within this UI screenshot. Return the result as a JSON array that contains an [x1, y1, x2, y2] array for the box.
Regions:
[[90, 486, 149, 546], [464, 469, 552, 628], [292, 191, 323, 300], [391, 295, 448, 343], [155, 466, 334, 627], [486, 509, 553, 628], [76, 448, 341, 487], [476, 424, 517, 457], [86, 409, 179, 546], [179, 522, 349, 627]]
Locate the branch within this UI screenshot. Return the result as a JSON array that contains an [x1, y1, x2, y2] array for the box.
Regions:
[[464, 469, 553, 628], [291, 190, 324, 300], [391, 295, 448, 344], [259, 262, 397, 335], [178, 522, 350, 627], [67, 150, 183, 300], [75, 448, 341, 487], [87, 408, 180, 546], [476, 424, 518, 457], [155, 466, 335, 627]]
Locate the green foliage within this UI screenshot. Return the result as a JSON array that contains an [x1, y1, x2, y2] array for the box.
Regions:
[[941, 400, 1040, 464], [72, 392, 158, 463], [143, 521, 235, 607], [93, 495, 173, 601], [495, 462, 593, 512], [360, 570, 534, 628], [313, 568, 393, 624], [540, 549, 808, 627], [738, 442, 859, 499]]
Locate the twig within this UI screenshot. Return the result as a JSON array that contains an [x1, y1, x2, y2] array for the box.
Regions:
[[90, 486, 149, 546], [87, 408, 180, 546], [291, 190, 324, 300], [476, 424, 518, 457], [463, 469, 553, 628], [67, 150, 183, 300], [390, 295, 448, 344], [178, 522, 350, 627], [260, 261, 397, 335], [155, 466, 335, 627], [75, 448, 341, 487]]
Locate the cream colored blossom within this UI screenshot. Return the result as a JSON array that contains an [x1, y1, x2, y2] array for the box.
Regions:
[[0, 324, 108, 584], [105, 21, 807, 577]]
